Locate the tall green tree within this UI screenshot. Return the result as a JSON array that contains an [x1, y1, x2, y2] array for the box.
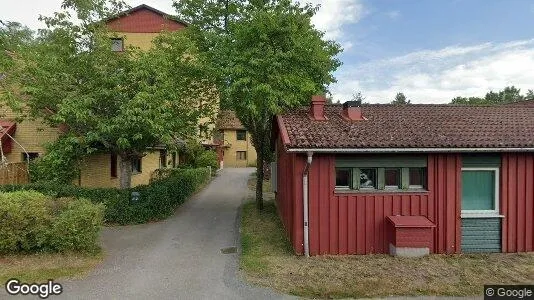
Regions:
[[1, 0, 217, 187], [391, 92, 411, 105], [526, 89, 534, 100], [175, 0, 341, 209]]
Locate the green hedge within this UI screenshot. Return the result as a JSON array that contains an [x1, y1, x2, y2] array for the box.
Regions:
[[0, 168, 211, 225], [0, 191, 104, 254]]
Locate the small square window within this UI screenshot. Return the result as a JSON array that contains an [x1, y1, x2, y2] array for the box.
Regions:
[[409, 168, 425, 188], [385, 168, 400, 189], [236, 130, 247, 141], [111, 38, 124, 52], [236, 151, 247, 160], [132, 158, 142, 173], [22, 152, 39, 161], [359, 168, 377, 189], [335, 168, 351, 188]]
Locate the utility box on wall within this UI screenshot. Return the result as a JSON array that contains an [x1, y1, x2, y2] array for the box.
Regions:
[[387, 216, 435, 257]]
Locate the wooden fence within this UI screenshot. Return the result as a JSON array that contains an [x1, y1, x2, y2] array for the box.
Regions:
[[0, 162, 29, 185]]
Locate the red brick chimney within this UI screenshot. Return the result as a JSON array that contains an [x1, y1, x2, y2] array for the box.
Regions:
[[341, 100, 365, 121], [310, 95, 327, 121]]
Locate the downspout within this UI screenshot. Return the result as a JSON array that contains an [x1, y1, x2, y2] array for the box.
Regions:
[[302, 151, 313, 257]]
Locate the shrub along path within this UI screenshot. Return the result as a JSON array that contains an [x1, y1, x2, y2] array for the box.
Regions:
[[6, 168, 290, 300]]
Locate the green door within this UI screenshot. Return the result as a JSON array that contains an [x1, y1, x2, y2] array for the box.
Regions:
[[461, 169, 501, 253]]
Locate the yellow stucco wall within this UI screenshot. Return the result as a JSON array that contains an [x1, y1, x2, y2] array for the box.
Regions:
[[118, 32, 161, 51], [0, 106, 60, 163], [78, 151, 163, 188], [221, 130, 257, 168]]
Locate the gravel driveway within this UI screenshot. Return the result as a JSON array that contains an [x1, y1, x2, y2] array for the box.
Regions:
[[55, 168, 289, 300]]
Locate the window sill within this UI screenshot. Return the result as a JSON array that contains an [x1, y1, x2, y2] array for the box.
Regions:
[[334, 188, 429, 194], [461, 213, 504, 218]]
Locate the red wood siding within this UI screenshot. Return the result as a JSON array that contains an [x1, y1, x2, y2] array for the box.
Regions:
[[106, 9, 185, 33], [275, 138, 305, 254], [276, 150, 534, 255], [392, 227, 433, 248], [501, 153, 534, 252], [428, 153, 462, 254], [277, 152, 462, 255]]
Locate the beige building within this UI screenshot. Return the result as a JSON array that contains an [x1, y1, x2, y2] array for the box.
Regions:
[[0, 4, 186, 187], [215, 110, 257, 168]]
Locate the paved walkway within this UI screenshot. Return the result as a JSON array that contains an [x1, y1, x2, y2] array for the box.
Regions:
[[56, 168, 288, 300]]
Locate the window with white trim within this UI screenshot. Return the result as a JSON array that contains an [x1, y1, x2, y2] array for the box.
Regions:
[[461, 167, 499, 216]]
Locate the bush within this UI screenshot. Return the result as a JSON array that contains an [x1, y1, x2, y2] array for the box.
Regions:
[[0, 167, 211, 226], [28, 134, 86, 184], [48, 199, 104, 253], [0, 191, 50, 253], [196, 150, 218, 173], [0, 191, 104, 254], [179, 140, 219, 173]]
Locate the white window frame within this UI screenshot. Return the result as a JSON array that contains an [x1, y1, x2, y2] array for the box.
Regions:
[[461, 167, 500, 218]]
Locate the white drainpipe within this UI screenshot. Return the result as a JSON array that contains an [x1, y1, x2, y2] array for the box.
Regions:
[[302, 151, 313, 257]]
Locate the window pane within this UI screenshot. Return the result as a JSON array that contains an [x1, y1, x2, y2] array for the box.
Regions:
[[237, 151, 247, 160], [409, 168, 424, 186], [462, 170, 495, 210], [385, 168, 400, 187], [236, 130, 247, 141], [111, 38, 123, 52], [360, 168, 376, 189], [132, 158, 142, 173], [336, 169, 351, 187]]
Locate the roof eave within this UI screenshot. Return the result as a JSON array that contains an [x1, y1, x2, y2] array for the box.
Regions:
[[286, 147, 534, 153], [103, 4, 189, 27]]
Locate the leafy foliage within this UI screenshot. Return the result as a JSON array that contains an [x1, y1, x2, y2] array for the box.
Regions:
[[0, 191, 104, 254], [29, 134, 86, 184], [350, 91, 367, 104], [1, 0, 218, 188], [0, 21, 34, 73], [195, 150, 218, 172], [179, 140, 218, 172], [450, 86, 532, 105], [175, 0, 342, 209], [0, 168, 211, 225], [391, 92, 411, 105]]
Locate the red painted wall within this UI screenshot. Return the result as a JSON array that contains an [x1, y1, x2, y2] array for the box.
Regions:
[[106, 9, 185, 33], [277, 152, 463, 255], [501, 153, 534, 252], [276, 150, 534, 255]]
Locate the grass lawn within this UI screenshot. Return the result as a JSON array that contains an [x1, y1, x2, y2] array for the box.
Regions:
[[0, 252, 103, 283], [241, 177, 534, 298]]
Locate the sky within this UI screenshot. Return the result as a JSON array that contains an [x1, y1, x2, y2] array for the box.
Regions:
[[2, 0, 534, 103]]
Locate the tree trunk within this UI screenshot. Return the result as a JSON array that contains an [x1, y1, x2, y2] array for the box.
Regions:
[[119, 155, 132, 189], [256, 153, 264, 210]]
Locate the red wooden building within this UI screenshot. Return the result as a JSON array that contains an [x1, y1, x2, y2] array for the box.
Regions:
[[273, 96, 534, 256]]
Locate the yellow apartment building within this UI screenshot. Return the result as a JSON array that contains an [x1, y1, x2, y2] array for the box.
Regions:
[[0, 4, 187, 187]]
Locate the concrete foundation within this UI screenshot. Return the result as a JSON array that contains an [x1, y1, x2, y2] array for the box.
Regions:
[[389, 243, 430, 257]]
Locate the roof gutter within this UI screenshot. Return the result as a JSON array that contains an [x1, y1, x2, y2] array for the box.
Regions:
[[287, 147, 534, 153]]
